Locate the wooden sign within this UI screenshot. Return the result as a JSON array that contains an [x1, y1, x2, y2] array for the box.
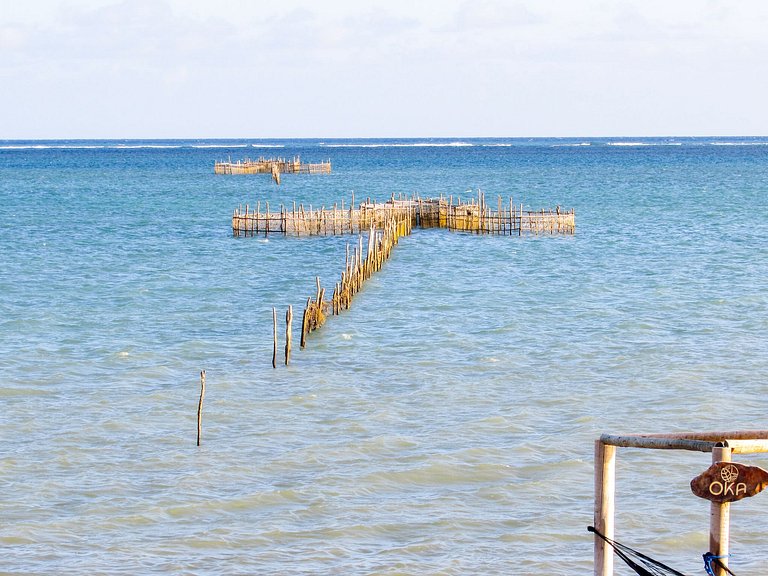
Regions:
[[691, 461, 768, 503]]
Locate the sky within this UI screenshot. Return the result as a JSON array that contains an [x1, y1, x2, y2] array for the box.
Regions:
[[1, 0, 767, 138]]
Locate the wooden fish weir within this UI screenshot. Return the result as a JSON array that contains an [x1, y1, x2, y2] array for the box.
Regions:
[[268, 209, 413, 361], [233, 192, 575, 237], [418, 193, 575, 235], [263, 192, 572, 362], [214, 156, 331, 183], [298, 212, 412, 350]]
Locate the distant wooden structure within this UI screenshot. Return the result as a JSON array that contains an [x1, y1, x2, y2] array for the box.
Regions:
[[594, 431, 768, 576], [256, 191, 573, 362], [232, 193, 575, 237], [214, 156, 331, 184]]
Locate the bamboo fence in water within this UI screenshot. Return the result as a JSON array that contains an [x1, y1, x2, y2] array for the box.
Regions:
[[297, 212, 412, 350], [214, 156, 331, 184], [268, 209, 412, 363], [263, 192, 573, 363], [233, 193, 575, 238]]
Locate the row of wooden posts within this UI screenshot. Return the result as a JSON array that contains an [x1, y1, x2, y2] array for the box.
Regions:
[[232, 192, 575, 238], [271, 211, 413, 367]]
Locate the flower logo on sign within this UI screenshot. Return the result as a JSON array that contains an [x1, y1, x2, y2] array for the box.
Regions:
[[721, 465, 739, 483]]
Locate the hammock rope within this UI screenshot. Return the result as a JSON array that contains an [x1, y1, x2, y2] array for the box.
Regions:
[[589, 526, 740, 576], [588, 526, 691, 576], [703, 553, 737, 576]]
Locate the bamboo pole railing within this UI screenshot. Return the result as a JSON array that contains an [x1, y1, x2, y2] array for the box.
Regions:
[[594, 430, 768, 576]]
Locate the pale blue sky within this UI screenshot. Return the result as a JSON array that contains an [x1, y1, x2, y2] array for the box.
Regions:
[[2, 0, 767, 138]]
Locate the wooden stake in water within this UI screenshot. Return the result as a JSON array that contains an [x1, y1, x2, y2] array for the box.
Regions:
[[272, 307, 278, 368], [300, 297, 310, 349], [197, 370, 206, 446], [285, 305, 293, 366]]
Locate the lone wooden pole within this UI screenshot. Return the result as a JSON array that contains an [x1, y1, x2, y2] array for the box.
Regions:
[[710, 443, 731, 576], [272, 307, 278, 369], [285, 305, 293, 366], [197, 370, 206, 446]]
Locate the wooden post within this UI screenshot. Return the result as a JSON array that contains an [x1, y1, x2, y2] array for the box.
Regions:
[[272, 307, 277, 368], [497, 196, 502, 234], [594, 440, 616, 576], [197, 370, 206, 446], [710, 443, 732, 576], [300, 297, 310, 349], [285, 305, 292, 366]]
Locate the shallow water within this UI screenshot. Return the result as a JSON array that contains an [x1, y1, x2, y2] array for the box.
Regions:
[[1, 137, 768, 574]]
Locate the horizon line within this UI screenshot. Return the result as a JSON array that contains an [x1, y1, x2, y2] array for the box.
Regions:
[[2, 135, 768, 141]]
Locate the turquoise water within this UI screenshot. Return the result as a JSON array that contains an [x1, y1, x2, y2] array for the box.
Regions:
[[1, 138, 768, 574]]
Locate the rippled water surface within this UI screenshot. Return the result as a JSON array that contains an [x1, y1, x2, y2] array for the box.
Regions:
[[2, 138, 768, 574]]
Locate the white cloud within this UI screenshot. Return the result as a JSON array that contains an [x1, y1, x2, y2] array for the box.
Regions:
[[452, 0, 542, 31], [1, 0, 767, 137]]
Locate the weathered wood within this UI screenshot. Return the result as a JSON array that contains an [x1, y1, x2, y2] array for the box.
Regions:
[[272, 307, 278, 368], [285, 305, 292, 366], [599, 433, 715, 452], [600, 431, 768, 453], [726, 439, 768, 454], [624, 430, 768, 441], [300, 298, 309, 349], [197, 370, 206, 447]]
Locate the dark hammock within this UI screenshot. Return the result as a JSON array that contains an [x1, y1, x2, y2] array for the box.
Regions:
[[588, 526, 736, 576]]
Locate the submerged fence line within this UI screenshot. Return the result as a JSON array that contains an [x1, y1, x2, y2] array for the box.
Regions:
[[233, 193, 575, 238]]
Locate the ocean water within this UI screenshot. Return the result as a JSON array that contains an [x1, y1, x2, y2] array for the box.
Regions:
[[1, 137, 767, 575]]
